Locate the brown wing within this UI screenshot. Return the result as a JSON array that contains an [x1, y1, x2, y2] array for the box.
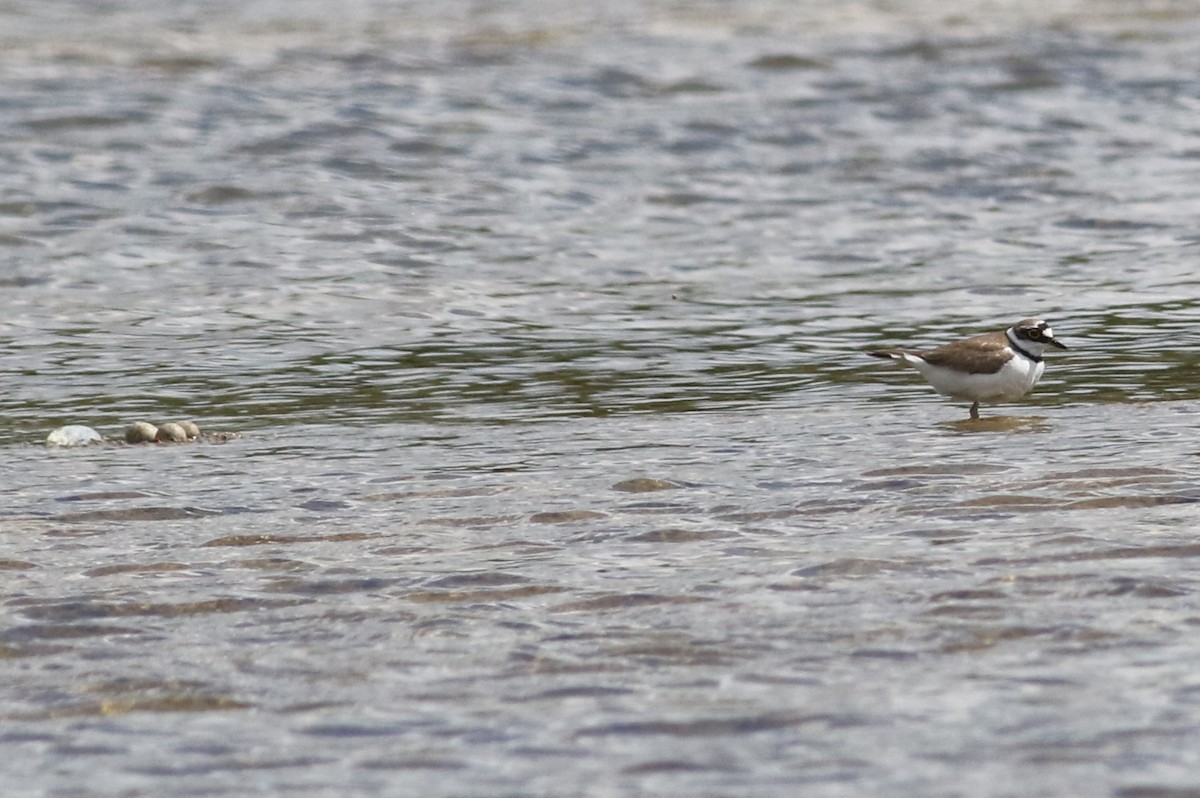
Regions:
[[919, 331, 1009, 375]]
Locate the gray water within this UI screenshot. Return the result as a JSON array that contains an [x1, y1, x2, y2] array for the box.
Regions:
[[4, 1, 1200, 796]]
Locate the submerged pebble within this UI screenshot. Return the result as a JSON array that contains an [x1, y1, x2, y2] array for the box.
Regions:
[[155, 422, 189, 443], [45, 425, 102, 447], [125, 421, 158, 444], [178, 420, 201, 439]]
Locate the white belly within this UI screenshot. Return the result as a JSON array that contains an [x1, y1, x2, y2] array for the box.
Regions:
[[910, 356, 1044, 403]]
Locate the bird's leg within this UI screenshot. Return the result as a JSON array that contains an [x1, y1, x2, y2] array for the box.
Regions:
[[969, 402, 979, 420]]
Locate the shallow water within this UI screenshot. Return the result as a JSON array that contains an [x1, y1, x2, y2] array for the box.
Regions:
[[4, 1, 1200, 796]]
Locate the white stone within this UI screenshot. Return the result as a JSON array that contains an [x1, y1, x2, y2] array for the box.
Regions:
[[46, 425, 102, 447]]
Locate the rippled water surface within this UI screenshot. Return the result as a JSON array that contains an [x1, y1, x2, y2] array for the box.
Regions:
[[4, 1, 1200, 796]]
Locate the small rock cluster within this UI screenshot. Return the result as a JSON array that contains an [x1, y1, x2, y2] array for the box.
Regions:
[[45, 420, 236, 447], [123, 420, 201, 444]]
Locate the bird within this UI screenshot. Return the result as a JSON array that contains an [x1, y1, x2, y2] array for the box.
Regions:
[[867, 318, 1067, 419]]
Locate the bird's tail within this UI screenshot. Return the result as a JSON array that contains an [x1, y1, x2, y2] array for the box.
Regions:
[[868, 349, 923, 366]]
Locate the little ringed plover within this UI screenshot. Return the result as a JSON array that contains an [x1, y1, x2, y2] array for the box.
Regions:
[[868, 318, 1067, 419]]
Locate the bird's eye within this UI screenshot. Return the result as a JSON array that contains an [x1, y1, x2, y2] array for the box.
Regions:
[[1028, 329, 1042, 339]]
